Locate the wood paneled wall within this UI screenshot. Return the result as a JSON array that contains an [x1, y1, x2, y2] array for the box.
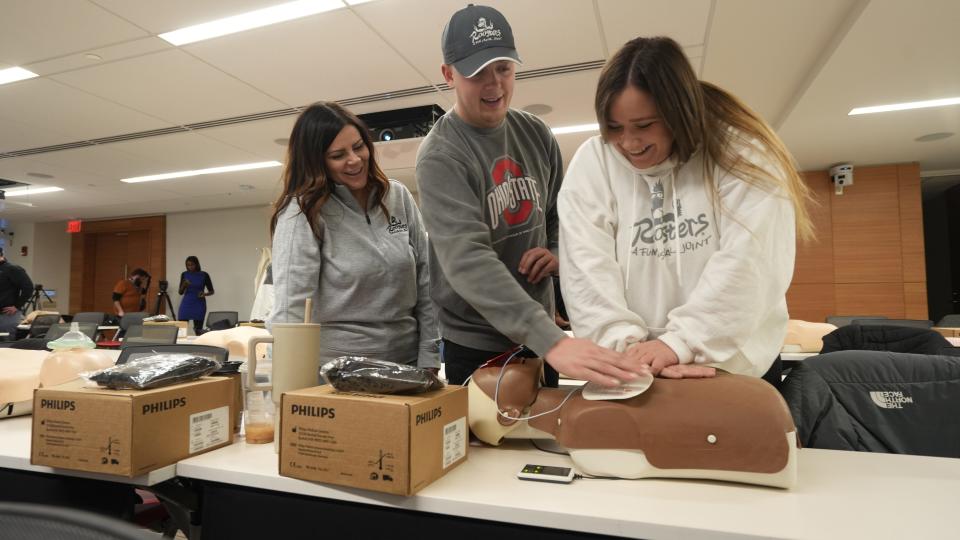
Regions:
[[786, 163, 927, 322], [69, 215, 166, 314]]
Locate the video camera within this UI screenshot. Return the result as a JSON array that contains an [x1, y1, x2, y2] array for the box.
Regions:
[[159, 280, 169, 293]]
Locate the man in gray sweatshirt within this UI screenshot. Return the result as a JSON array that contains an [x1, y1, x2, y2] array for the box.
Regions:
[[415, 4, 633, 387]]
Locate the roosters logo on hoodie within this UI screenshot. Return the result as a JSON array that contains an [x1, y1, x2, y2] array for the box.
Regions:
[[632, 180, 710, 256], [486, 156, 542, 229]]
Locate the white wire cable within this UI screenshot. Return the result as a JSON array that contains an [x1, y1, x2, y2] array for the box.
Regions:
[[493, 350, 582, 422]]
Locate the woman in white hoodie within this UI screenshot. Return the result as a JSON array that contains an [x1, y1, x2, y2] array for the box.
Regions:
[[559, 37, 814, 384]]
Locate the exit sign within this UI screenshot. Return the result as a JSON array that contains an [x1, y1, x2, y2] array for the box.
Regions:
[[66, 220, 82, 233]]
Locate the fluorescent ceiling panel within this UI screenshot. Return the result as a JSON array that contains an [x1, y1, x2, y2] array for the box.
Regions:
[[0, 67, 39, 86], [159, 0, 345, 46], [849, 97, 960, 116], [120, 161, 282, 183]]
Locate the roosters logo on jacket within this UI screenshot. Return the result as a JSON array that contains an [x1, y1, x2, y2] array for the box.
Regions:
[[486, 156, 542, 229]]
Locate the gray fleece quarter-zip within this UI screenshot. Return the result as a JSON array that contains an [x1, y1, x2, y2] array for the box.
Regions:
[[269, 179, 439, 368]]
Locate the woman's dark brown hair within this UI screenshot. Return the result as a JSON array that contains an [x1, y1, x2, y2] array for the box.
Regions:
[[595, 37, 814, 241], [270, 102, 390, 239]]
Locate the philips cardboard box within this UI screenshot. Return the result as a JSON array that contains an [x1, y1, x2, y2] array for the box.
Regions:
[[279, 385, 468, 495], [31, 377, 235, 477]]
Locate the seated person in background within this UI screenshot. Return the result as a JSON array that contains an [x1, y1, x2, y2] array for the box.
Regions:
[[559, 37, 814, 385], [113, 268, 149, 317], [178, 255, 214, 334], [269, 102, 439, 371]]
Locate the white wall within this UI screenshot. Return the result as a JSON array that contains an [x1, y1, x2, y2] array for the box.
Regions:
[[32, 221, 72, 311], [166, 205, 271, 322], [1, 221, 36, 275]]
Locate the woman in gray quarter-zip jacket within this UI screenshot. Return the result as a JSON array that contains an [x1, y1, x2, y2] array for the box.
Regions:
[[268, 102, 439, 373]]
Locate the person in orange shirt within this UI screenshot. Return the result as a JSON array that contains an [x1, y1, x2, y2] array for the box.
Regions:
[[112, 268, 150, 316]]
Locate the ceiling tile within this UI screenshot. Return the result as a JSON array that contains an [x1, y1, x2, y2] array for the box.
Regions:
[[597, 0, 711, 54], [108, 131, 265, 173], [25, 37, 173, 77], [183, 9, 428, 105], [0, 0, 148, 65], [0, 78, 171, 144], [51, 49, 288, 124], [91, 0, 287, 34], [196, 116, 296, 161], [0, 118, 73, 153]]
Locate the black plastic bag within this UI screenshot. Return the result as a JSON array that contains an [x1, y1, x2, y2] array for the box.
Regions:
[[320, 357, 443, 394], [86, 354, 221, 390]]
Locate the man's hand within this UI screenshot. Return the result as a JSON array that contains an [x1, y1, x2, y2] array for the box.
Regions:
[[518, 247, 558, 284], [1, 306, 17, 315], [554, 311, 569, 329], [544, 337, 643, 387], [626, 340, 715, 379]]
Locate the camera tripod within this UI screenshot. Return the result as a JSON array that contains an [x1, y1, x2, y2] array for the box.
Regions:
[[154, 286, 176, 317], [22, 285, 53, 314]]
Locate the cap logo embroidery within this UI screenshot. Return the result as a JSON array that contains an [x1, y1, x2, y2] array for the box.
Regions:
[[470, 17, 501, 46]]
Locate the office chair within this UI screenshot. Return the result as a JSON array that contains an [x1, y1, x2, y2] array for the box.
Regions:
[[120, 325, 178, 349], [852, 318, 933, 329], [936, 314, 960, 328], [26, 314, 61, 338], [72, 311, 106, 325], [0, 501, 153, 539], [825, 315, 887, 327], [43, 322, 99, 343], [205, 311, 239, 331], [116, 312, 149, 339]]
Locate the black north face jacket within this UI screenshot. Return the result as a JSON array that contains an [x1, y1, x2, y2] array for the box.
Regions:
[[820, 325, 951, 355], [780, 351, 960, 458]]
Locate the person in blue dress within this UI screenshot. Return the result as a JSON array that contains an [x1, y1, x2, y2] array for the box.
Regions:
[[177, 255, 214, 333]]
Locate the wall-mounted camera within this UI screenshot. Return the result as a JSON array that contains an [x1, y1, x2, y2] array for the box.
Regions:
[[830, 163, 853, 195]]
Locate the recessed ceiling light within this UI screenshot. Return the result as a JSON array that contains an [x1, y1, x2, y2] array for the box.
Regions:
[[83, 53, 103, 61], [914, 132, 954, 142], [849, 96, 960, 116], [159, 0, 346, 46], [522, 104, 553, 116], [0, 67, 39, 86], [26, 172, 54, 179], [120, 161, 282, 183], [274, 137, 290, 146], [238, 184, 256, 190], [4, 186, 63, 197], [551, 123, 599, 135]]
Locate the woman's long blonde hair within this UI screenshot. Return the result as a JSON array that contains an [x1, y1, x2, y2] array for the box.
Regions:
[[595, 36, 814, 241], [270, 102, 390, 239]]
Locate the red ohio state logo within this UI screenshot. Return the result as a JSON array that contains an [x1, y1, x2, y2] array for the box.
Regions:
[[486, 157, 542, 229]]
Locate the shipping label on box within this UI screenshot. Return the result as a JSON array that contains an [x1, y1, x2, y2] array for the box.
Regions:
[[280, 385, 468, 495], [32, 377, 234, 477]]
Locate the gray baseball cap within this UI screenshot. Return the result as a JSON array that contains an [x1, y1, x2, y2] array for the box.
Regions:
[[442, 4, 522, 78]]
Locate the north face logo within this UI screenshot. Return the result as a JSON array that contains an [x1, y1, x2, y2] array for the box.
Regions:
[[870, 391, 914, 409]]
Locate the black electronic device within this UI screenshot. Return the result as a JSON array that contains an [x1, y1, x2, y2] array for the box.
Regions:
[[358, 104, 445, 142], [516, 464, 575, 484]]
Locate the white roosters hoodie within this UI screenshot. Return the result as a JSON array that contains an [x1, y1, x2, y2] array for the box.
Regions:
[[558, 136, 796, 376]]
